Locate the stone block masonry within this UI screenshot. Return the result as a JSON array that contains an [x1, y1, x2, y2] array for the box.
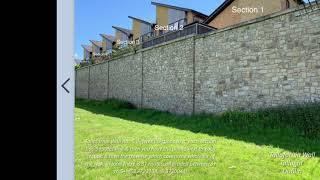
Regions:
[[75, 67, 89, 99], [76, 4, 320, 114], [142, 37, 194, 114], [108, 53, 142, 107], [194, 6, 320, 113], [88, 62, 108, 100]]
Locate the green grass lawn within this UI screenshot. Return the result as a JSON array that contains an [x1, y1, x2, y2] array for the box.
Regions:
[[75, 99, 320, 180]]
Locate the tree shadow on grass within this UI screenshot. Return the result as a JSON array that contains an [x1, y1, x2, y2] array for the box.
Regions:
[[75, 99, 320, 156]]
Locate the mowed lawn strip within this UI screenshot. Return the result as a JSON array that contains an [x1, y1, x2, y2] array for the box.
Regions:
[[75, 99, 320, 180]]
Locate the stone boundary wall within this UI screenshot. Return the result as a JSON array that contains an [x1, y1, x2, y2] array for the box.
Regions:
[[76, 4, 320, 114], [108, 52, 143, 107], [88, 62, 108, 100], [142, 37, 194, 114], [75, 67, 89, 99], [194, 4, 320, 113]]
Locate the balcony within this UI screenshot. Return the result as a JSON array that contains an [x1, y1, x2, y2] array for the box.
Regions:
[[141, 22, 216, 49]]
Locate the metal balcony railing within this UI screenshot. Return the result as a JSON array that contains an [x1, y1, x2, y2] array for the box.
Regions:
[[142, 22, 216, 49], [166, 18, 188, 32], [139, 18, 187, 44], [140, 31, 155, 42]]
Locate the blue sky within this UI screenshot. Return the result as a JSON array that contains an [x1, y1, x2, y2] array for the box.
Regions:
[[75, 0, 225, 59], [75, 0, 309, 59]]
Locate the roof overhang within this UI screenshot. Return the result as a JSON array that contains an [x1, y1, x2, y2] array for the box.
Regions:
[[99, 34, 115, 42], [112, 26, 132, 36], [128, 16, 153, 25], [89, 40, 102, 48], [151, 1, 208, 18], [81, 45, 92, 52], [203, 0, 234, 24]]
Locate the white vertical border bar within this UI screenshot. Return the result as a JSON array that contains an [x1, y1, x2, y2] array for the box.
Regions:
[[57, 0, 74, 179]]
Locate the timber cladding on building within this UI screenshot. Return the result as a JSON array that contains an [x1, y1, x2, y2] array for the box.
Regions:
[[152, 2, 208, 25], [76, 3, 320, 114], [90, 40, 103, 54], [81, 45, 92, 61], [128, 16, 153, 41], [112, 26, 133, 43], [100, 34, 115, 53]]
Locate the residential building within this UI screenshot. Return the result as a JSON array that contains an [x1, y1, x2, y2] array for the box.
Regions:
[[112, 26, 133, 48], [100, 34, 115, 54], [81, 45, 92, 61], [128, 16, 154, 43], [204, 0, 304, 29], [90, 40, 103, 56], [151, 1, 208, 35]]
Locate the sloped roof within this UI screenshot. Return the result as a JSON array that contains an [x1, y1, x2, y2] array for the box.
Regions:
[[90, 40, 102, 47], [81, 45, 92, 52], [128, 16, 154, 25], [204, 0, 305, 24], [112, 26, 132, 36], [100, 34, 115, 42], [151, 1, 208, 19]]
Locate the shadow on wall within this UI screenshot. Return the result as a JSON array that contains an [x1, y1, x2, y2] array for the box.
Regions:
[[75, 99, 320, 156]]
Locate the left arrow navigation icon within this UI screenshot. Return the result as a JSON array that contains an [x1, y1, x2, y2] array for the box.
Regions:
[[61, 78, 70, 93]]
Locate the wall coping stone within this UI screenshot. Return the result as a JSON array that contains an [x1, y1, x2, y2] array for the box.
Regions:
[[138, 34, 196, 52]]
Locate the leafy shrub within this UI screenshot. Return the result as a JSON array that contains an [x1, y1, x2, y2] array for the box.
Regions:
[[75, 64, 81, 70], [111, 45, 139, 58]]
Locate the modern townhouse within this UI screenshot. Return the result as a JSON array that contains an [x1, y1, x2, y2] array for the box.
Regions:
[[100, 34, 115, 54], [81, 44, 92, 61], [151, 1, 208, 35], [204, 0, 304, 29], [140, 2, 215, 49], [89, 40, 103, 56], [112, 26, 133, 48], [128, 16, 154, 43]]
